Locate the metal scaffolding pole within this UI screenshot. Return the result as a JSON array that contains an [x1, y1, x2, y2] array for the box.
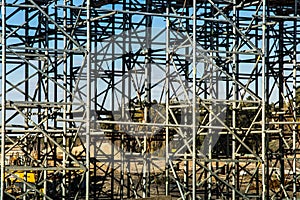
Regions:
[[262, 1, 267, 199], [293, 2, 298, 200], [165, 2, 170, 197], [1, 1, 6, 199], [86, 0, 91, 199], [192, 0, 197, 199]]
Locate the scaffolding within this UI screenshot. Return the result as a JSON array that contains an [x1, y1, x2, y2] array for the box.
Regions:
[[0, 0, 300, 199]]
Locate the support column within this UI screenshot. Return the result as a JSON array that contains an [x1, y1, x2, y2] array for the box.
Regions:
[[1, 1, 6, 199], [165, 1, 170, 196], [62, 0, 68, 198], [86, 0, 91, 199], [232, 1, 237, 199], [261, 1, 267, 199], [192, 0, 197, 199], [292, 1, 298, 199]]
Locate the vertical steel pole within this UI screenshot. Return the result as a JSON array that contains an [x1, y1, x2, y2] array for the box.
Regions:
[[192, 0, 197, 199], [121, 4, 126, 198], [43, 6, 50, 199], [143, 1, 152, 197], [292, 47, 297, 200], [232, 1, 237, 199], [120, 11, 126, 197], [292, 1, 298, 199], [86, 0, 91, 199], [165, 2, 170, 196], [62, 0, 68, 198], [208, 63, 213, 200], [24, 4, 29, 198], [0, 0, 6, 199], [184, 8, 190, 195], [121, 57, 125, 200], [261, 0, 267, 199]]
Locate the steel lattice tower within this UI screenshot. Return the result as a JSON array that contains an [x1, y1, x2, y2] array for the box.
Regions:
[[0, 0, 300, 199]]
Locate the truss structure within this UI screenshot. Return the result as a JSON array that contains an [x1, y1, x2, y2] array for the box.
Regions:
[[1, 0, 300, 199]]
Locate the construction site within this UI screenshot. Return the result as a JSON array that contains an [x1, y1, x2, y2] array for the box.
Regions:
[[1, 0, 300, 199]]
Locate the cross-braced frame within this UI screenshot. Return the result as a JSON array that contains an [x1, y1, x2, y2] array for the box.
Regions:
[[1, 0, 300, 199]]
